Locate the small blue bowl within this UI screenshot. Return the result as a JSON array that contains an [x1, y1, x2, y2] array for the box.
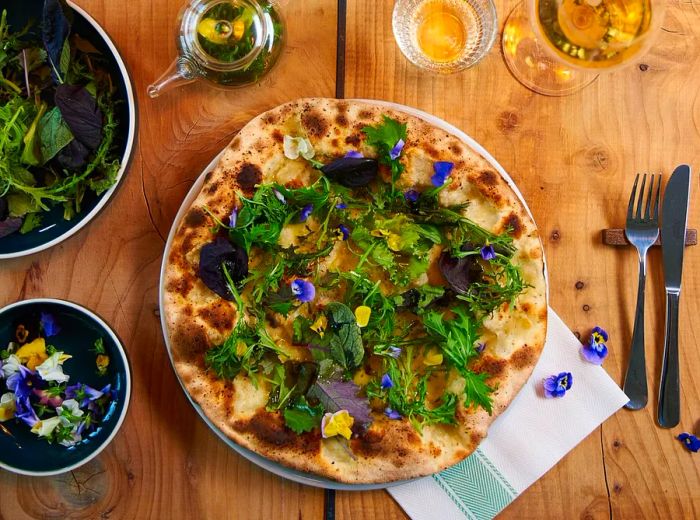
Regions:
[[0, 299, 131, 476]]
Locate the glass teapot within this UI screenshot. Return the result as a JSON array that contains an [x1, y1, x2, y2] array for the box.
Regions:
[[148, 0, 285, 98]]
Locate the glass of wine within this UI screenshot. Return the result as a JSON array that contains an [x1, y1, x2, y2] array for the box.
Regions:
[[502, 0, 664, 96]]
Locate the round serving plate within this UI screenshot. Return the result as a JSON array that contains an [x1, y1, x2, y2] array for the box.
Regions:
[[0, 298, 132, 476], [158, 100, 548, 490], [0, 0, 137, 259]]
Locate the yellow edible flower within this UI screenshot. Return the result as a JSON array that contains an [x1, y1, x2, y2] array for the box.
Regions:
[[354, 306, 371, 328], [15, 337, 48, 370], [353, 368, 372, 387], [0, 393, 16, 422], [236, 341, 248, 356], [96, 354, 110, 375], [232, 19, 245, 39], [310, 315, 327, 338], [196, 18, 232, 44], [321, 410, 354, 440], [386, 233, 402, 252], [423, 349, 444, 366], [370, 229, 390, 238]]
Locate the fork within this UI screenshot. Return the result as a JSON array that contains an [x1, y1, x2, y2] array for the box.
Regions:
[[623, 173, 661, 410]]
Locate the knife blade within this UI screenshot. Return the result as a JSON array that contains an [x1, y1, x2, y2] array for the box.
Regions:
[[658, 164, 692, 428]]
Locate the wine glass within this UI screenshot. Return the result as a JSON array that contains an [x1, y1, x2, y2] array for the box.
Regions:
[[502, 0, 665, 96]]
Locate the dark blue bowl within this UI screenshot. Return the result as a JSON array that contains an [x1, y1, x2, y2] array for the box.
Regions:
[[0, 299, 131, 475], [0, 0, 137, 259]]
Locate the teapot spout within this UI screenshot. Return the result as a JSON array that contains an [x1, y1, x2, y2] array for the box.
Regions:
[[147, 57, 198, 98]]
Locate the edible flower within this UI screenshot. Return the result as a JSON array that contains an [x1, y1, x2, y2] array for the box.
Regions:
[[480, 245, 496, 261], [380, 374, 394, 389], [96, 354, 110, 375], [57, 399, 84, 423], [404, 189, 420, 203], [431, 161, 454, 187], [0, 393, 16, 422], [321, 410, 354, 440], [300, 204, 313, 222], [344, 150, 363, 158], [229, 206, 238, 228], [581, 326, 609, 365], [33, 388, 63, 408], [390, 138, 405, 160], [66, 383, 104, 408], [36, 352, 71, 383], [283, 135, 316, 160], [40, 312, 60, 337], [335, 202, 348, 210], [423, 349, 443, 366], [15, 397, 39, 427], [353, 368, 372, 386], [355, 305, 371, 328], [1, 355, 21, 378], [385, 407, 402, 420], [543, 372, 573, 399], [310, 315, 327, 338], [290, 279, 316, 303], [476, 342, 486, 354], [386, 233, 402, 252], [273, 189, 286, 204], [15, 337, 48, 370], [31, 416, 61, 438], [6, 365, 37, 400], [336, 224, 350, 241], [677, 433, 700, 453], [388, 346, 402, 359]]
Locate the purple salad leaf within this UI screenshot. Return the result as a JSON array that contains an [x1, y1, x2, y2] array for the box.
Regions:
[[54, 84, 103, 151], [42, 0, 72, 83], [57, 139, 90, 169], [0, 217, 22, 238], [308, 375, 373, 433]]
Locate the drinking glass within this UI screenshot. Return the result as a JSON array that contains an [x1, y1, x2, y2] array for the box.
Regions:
[[393, 0, 498, 73], [502, 0, 665, 96]]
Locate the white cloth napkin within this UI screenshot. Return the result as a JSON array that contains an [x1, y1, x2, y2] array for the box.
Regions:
[[388, 308, 629, 520]]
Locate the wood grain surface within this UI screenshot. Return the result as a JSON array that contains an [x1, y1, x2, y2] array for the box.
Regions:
[[1, 0, 699, 519]]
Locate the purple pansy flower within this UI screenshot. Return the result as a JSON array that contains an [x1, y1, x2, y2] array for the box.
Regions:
[[15, 396, 39, 427], [389, 139, 405, 160], [229, 207, 238, 228], [273, 189, 286, 204], [335, 202, 347, 210], [385, 407, 402, 420], [290, 279, 316, 303], [344, 150, 364, 159], [40, 312, 60, 337], [380, 374, 394, 389], [480, 245, 496, 261], [404, 189, 420, 203], [66, 383, 104, 408], [300, 204, 313, 222], [388, 346, 402, 359], [6, 365, 36, 400], [476, 342, 486, 354], [431, 161, 454, 187], [336, 224, 350, 241], [677, 433, 700, 453], [33, 388, 63, 408], [543, 372, 573, 399], [581, 326, 609, 365]]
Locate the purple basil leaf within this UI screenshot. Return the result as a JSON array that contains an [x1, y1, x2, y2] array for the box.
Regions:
[[0, 217, 22, 238], [438, 250, 482, 294], [198, 237, 249, 300], [0, 197, 8, 220], [57, 138, 90, 169], [308, 376, 373, 433], [54, 84, 103, 150], [42, 0, 71, 83]]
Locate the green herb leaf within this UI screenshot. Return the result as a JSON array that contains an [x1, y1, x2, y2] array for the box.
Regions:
[[19, 212, 42, 234], [283, 398, 323, 434], [326, 302, 364, 370]]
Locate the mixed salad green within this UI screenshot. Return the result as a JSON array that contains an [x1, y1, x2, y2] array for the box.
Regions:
[[0, 0, 122, 239]]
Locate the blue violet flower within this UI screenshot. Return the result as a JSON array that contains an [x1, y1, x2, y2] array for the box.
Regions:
[[431, 161, 454, 187], [581, 326, 609, 365], [300, 204, 313, 222], [335, 202, 347, 210], [480, 245, 496, 261], [404, 189, 420, 203], [388, 346, 402, 358], [344, 150, 364, 159], [677, 433, 700, 453], [543, 371, 573, 399], [389, 139, 405, 160], [7, 365, 36, 400], [380, 374, 394, 389], [476, 342, 486, 354], [229, 206, 238, 228], [40, 312, 60, 337], [336, 224, 350, 241], [385, 407, 402, 420], [290, 279, 316, 302]]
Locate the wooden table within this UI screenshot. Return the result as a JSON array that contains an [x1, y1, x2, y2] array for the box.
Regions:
[[1, 0, 699, 518]]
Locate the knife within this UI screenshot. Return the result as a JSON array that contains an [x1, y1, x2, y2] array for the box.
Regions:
[[658, 164, 692, 428]]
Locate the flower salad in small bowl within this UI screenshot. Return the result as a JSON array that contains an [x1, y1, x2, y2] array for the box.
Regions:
[[0, 299, 130, 476]]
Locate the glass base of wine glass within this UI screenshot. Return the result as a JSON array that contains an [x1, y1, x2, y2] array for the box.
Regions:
[[501, 1, 597, 96]]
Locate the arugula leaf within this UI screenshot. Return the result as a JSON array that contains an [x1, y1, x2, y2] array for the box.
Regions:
[[283, 398, 323, 433]]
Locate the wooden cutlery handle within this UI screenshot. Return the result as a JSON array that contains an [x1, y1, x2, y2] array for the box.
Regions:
[[602, 229, 697, 247]]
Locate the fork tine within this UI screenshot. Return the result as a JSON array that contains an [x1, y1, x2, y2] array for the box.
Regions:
[[635, 174, 647, 220], [652, 173, 662, 220], [627, 174, 640, 221], [643, 174, 654, 220]]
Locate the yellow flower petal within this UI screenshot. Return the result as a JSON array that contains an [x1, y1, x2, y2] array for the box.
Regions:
[[236, 341, 248, 356], [0, 394, 16, 422], [310, 315, 327, 338], [353, 368, 372, 387], [387, 233, 402, 252], [96, 354, 110, 370], [355, 306, 371, 328], [321, 410, 354, 440], [423, 349, 444, 366], [15, 337, 47, 369]]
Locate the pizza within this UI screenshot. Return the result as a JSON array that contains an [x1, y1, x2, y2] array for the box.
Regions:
[[162, 98, 547, 484]]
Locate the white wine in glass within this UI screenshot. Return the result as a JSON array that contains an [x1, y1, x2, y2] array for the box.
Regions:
[[502, 0, 664, 96]]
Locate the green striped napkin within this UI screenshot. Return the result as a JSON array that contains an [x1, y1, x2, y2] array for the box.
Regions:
[[388, 309, 628, 520]]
